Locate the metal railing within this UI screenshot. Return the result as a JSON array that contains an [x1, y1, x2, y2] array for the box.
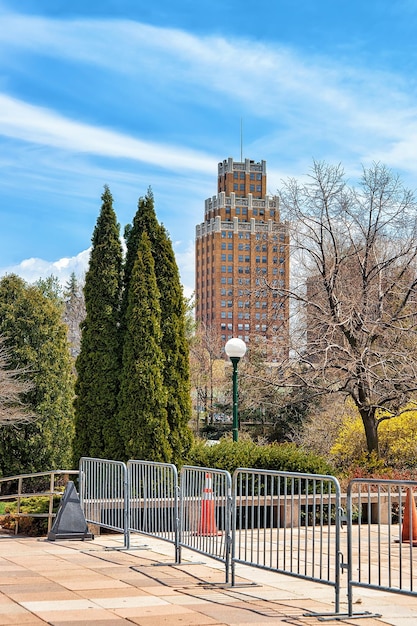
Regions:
[[0, 470, 78, 533], [347, 478, 417, 617], [79, 457, 130, 548], [232, 468, 343, 614], [128, 460, 180, 562], [179, 466, 232, 582]]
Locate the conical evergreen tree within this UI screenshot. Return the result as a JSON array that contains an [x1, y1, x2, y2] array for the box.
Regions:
[[117, 232, 171, 462], [154, 224, 193, 464], [73, 185, 123, 463], [122, 189, 192, 464]]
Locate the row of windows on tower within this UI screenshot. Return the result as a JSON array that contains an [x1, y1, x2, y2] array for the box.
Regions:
[[219, 254, 285, 263], [220, 232, 286, 240], [232, 171, 262, 180], [232, 184, 262, 193]]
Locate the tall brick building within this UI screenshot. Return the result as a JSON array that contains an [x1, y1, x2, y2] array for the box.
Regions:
[[195, 157, 289, 357]]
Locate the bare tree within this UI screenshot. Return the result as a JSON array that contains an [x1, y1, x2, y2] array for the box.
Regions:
[[0, 337, 35, 425], [277, 161, 417, 457], [189, 322, 225, 429]]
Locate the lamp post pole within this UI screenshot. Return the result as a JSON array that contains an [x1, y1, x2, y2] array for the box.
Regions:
[[230, 356, 240, 442], [225, 338, 247, 443]]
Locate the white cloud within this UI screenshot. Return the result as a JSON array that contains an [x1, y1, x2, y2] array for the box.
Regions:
[[0, 94, 215, 174], [0, 249, 90, 286], [0, 243, 195, 297]]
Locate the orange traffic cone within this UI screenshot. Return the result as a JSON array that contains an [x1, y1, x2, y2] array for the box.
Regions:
[[196, 472, 221, 536], [401, 488, 417, 546]]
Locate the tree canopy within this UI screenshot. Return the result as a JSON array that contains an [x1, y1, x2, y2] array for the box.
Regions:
[[277, 161, 417, 457], [0, 274, 75, 475]]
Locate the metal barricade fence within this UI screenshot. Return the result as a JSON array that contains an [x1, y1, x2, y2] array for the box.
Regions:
[[232, 469, 343, 615], [79, 457, 130, 548], [127, 460, 180, 563], [179, 466, 232, 583], [347, 478, 417, 617]]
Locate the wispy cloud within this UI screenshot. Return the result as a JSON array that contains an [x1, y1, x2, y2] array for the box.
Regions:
[[0, 94, 215, 173]]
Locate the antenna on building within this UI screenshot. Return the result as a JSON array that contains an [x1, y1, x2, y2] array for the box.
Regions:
[[240, 118, 243, 162]]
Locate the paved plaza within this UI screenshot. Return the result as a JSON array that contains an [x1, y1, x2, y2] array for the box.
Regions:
[[0, 531, 417, 625]]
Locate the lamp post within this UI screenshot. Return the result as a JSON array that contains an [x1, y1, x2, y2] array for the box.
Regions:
[[225, 338, 247, 442]]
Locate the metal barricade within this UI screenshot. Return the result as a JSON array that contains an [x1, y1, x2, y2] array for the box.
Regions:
[[347, 478, 417, 617], [79, 457, 130, 548], [179, 466, 232, 583], [232, 468, 343, 615], [128, 460, 180, 563]]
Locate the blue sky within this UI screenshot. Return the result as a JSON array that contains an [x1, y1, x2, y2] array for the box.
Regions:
[[1, 0, 417, 296]]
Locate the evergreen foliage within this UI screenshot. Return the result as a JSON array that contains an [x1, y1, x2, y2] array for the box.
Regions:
[[0, 274, 75, 476], [117, 232, 171, 462], [73, 186, 123, 463], [122, 189, 192, 464]]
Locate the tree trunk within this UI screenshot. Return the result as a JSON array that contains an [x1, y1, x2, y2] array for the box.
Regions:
[[359, 406, 380, 458]]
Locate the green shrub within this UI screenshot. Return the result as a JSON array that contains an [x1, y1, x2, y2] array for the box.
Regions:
[[187, 437, 334, 476], [1, 495, 61, 536]]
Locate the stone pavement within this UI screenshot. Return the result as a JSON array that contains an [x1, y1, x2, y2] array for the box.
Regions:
[[0, 531, 416, 626]]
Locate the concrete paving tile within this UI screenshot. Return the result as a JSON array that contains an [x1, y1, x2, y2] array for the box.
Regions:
[[77, 587, 147, 599], [125, 610, 221, 625], [92, 595, 169, 609], [6, 589, 81, 603], [29, 608, 122, 622], [49, 621, 126, 626], [115, 602, 193, 617], [0, 616, 46, 625]]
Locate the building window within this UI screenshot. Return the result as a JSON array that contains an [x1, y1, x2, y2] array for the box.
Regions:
[[228, 254, 233, 261], [228, 242, 233, 249], [227, 312, 233, 318], [228, 232, 233, 238], [257, 185, 261, 192], [221, 254, 226, 261], [221, 242, 226, 249], [236, 207, 240, 214], [253, 209, 258, 216], [221, 265, 226, 272], [240, 172, 245, 179], [221, 277, 226, 284], [250, 173, 255, 180], [221, 300, 226, 307], [228, 266, 233, 273], [221, 231, 226, 238], [221, 312, 226, 318], [250, 184, 255, 191], [240, 184, 244, 191], [256, 173, 262, 180], [227, 277, 233, 284], [234, 184, 238, 191], [234, 171, 238, 179], [238, 243, 244, 250]]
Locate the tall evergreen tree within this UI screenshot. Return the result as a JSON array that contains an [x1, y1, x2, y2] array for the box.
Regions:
[[0, 274, 75, 476], [73, 186, 123, 463], [117, 232, 171, 462], [122, 189, 192, 463], [154, 224, 193, 463]]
